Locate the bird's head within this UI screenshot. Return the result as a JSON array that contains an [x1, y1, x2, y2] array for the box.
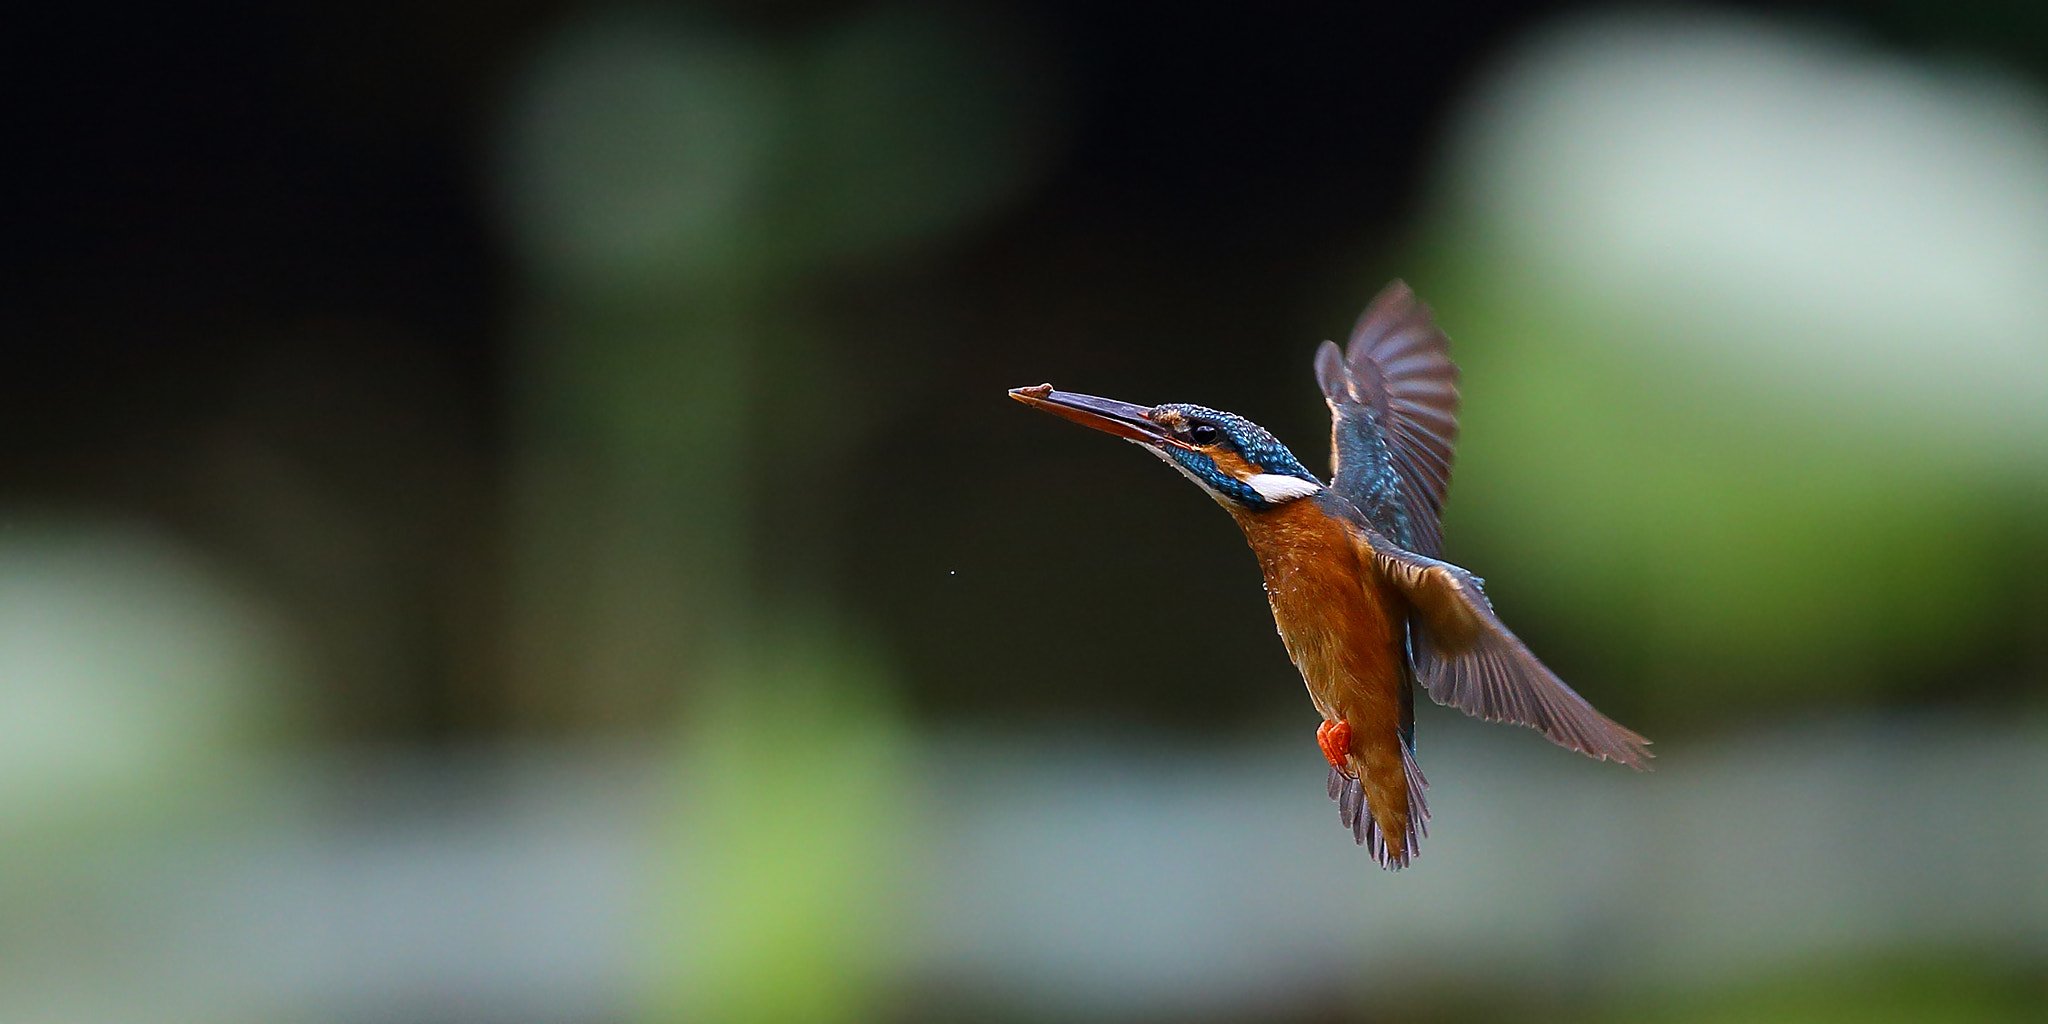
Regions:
[[1009, 384, 1323, 510]]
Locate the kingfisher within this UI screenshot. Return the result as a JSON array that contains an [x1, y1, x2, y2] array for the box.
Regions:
[[1009, 281, 1650, 869]]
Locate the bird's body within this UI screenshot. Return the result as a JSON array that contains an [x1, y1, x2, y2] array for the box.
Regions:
[[1236, 492, 1421, 860], [1011, 281, 1650, 868]]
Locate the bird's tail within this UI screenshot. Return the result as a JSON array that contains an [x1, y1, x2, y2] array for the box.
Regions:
[[1328, 742, 1429, 869]]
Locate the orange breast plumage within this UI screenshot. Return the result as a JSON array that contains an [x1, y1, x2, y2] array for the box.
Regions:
[[1229, 496, 1423, 863]]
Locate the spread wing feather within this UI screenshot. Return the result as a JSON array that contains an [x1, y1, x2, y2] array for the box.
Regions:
[[1315, 281, 1460, 556], [1359, 527, 1653, 768]]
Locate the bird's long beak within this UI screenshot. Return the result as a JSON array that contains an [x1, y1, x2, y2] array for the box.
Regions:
[[1008, 384, 1182, 447]]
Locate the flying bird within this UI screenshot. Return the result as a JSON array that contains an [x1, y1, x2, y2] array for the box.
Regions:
[[1009, 281, 1650, 868]]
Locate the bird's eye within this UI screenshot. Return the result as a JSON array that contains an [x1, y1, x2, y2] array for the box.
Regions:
[[1188, 423, 1220, 445]]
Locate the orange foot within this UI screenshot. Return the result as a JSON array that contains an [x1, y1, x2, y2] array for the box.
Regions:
[[1315, 719, 1353, 771]]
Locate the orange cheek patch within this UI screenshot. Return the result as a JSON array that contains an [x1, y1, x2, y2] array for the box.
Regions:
[[1209, 449, 1260, 480]]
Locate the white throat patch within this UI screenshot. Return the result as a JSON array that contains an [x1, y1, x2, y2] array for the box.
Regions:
[[1135, 442, 1322, 506], [1245, 473, 1322, 503]]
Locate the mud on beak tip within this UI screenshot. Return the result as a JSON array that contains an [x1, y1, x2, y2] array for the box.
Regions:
[[1007, 384, 1176, 447]]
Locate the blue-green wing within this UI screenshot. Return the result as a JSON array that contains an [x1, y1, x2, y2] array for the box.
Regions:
[[1314, 281, 1459, 556]]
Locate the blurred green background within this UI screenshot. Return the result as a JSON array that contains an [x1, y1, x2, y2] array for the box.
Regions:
[[5, 2, 2046, 1022]]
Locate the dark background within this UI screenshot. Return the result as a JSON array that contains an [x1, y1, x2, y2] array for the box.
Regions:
[[13, 0, 2044, 739], [6, 4, 2048, 1022]]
